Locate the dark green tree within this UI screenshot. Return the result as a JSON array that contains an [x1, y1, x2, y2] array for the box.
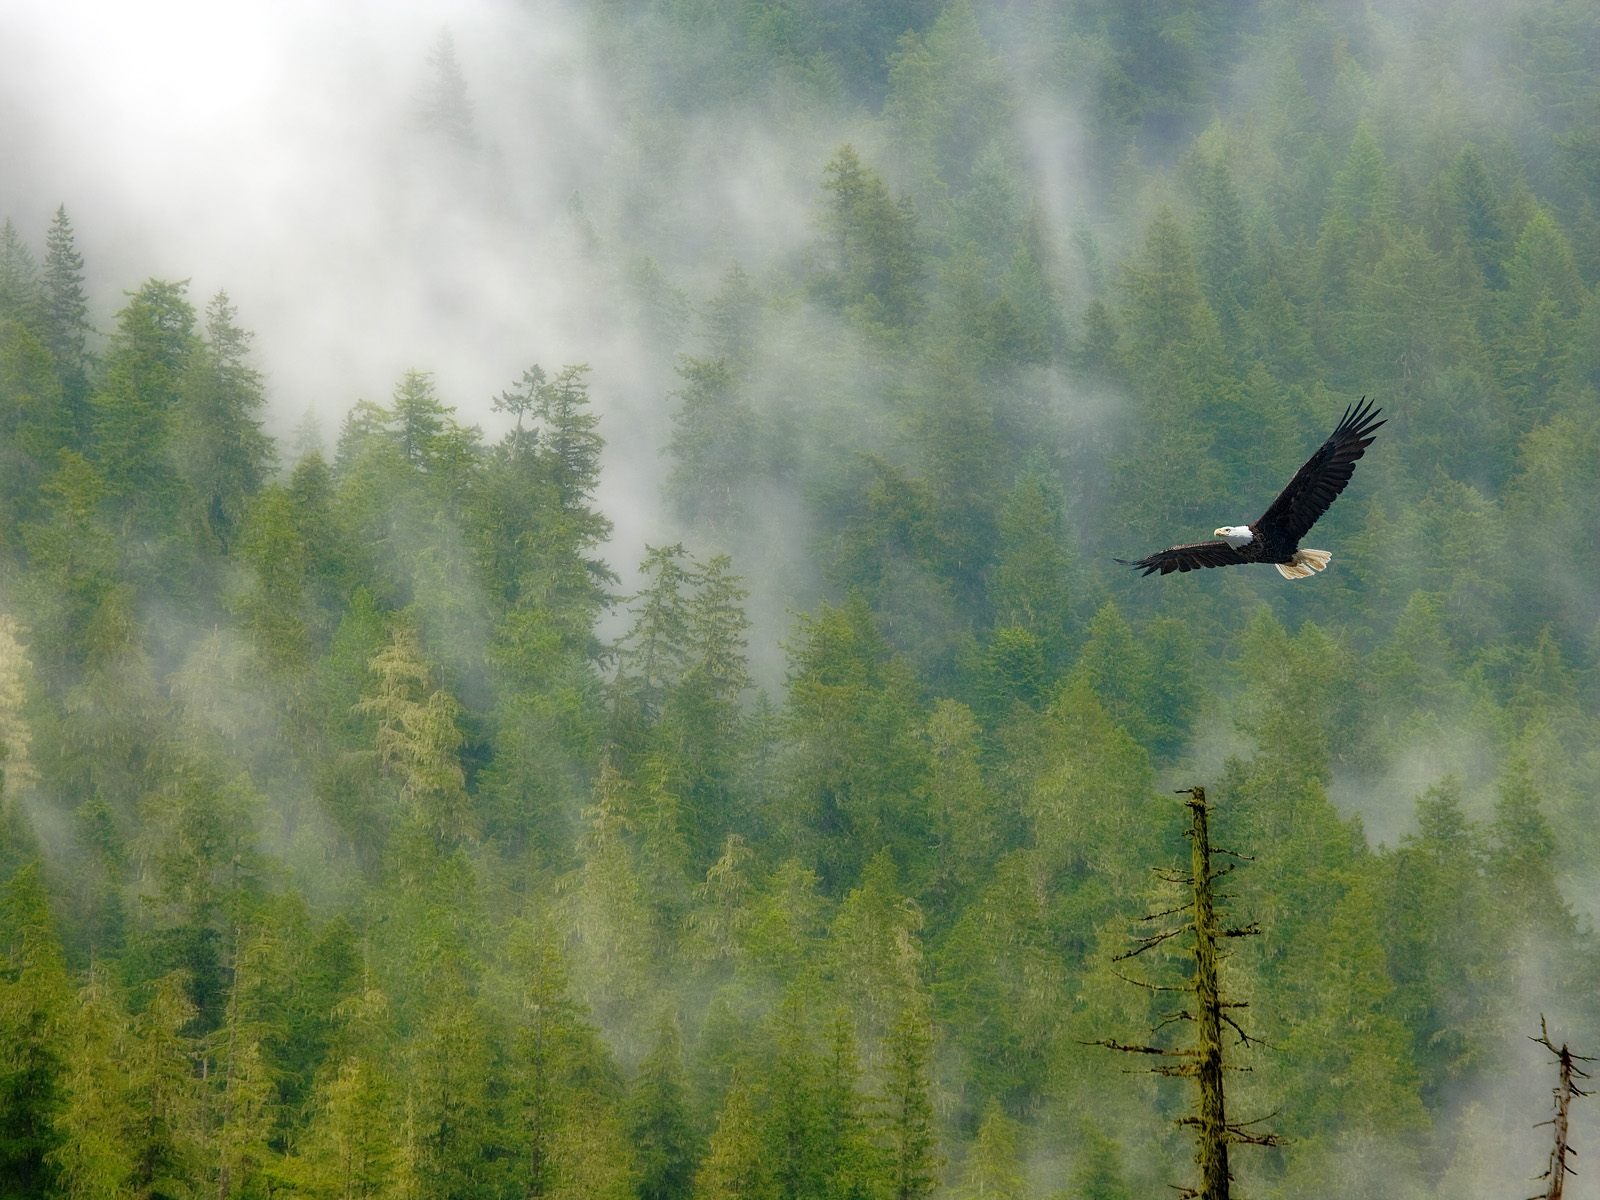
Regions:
[[628, 1016, 697, 1200], [817, 146, 925, 333], [41, 205, 92, 428], [880, 1003, 940, 1200], [0, 864, 71, 1196], [177, 292, 274, 552], [89, 279, 196, 536]]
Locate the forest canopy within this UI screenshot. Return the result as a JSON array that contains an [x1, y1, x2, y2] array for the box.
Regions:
[[2, 1, 1599, 1198]]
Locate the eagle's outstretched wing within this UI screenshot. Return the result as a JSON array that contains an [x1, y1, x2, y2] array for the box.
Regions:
[[1255, 397, 1385, 545], [1114, 540, 1253, 576]]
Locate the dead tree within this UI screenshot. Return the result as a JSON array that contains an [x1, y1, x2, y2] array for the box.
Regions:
[[1086, 787, 1281, 1200], [1530, 1017, 1592, 1200]]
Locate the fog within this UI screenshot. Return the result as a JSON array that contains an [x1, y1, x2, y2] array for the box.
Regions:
[[1, 0, 852, 600], [3, 2, 1598, 1196]]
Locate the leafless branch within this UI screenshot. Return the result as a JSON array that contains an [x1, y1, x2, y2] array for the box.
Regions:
[[1115, 925, 1191, 960], [1110, 968, 1190, 993]]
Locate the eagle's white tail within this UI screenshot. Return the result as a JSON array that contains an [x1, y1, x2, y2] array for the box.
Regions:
[[1275, 548, 1332, 580]]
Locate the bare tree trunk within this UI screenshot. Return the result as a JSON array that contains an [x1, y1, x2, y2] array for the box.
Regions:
[[1187, 792, 1230, 1200], [1532, 1018, 1592, 1200]]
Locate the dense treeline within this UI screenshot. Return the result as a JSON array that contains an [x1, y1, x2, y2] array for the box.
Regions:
[[2, 1, 1599, 1197]]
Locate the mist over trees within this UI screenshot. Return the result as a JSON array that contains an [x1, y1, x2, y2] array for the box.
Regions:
[[2, 1, 1599, 1197]]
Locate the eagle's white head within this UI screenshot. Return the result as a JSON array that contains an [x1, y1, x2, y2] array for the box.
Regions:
[[1214, 525, 1254, 548]]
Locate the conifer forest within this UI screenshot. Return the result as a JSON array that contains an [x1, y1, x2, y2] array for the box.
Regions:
[[4, 2, 1600, 1197]]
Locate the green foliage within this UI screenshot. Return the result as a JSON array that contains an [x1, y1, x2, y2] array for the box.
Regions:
[[628, 1016, 697, 1200], [89, 279, 196, 533], [0, 864, 71, 1196], [4, 5, 1600, 1197], [816, 146, 925, 334]]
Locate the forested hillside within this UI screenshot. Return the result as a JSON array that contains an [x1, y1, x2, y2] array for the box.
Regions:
[[2, 1, 1599, 1197]]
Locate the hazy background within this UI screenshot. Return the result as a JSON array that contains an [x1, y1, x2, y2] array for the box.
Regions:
[[3, 1, 1598, 1196]]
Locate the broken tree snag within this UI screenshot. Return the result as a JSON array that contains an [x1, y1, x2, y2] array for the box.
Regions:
[[1085, 786, 1281, 1200], [1188, 787, 1231, 1200], [1530, 1016, 1593, 1200]]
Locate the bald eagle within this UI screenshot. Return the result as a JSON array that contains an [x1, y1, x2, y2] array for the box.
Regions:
[[1116, 399, 1385, 580]]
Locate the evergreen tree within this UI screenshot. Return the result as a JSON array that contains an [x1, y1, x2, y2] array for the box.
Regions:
[[1445, 146, 1510, 290], [0, 864, 71, 1196], [405, 985, 504, 1200], [879, 1003, 939, 1200], [418, 29, 477, 149], [358, 619, 474, 854], [884, 0, 1014, 210], [695, 1073, 775, 1200], [784, 596, 927, 885], [1381, 780, 1499, 1103], [51, 966, 138, 1200], [0, 219, 41, 328], [817, 1009, 880, 1200], [628, 1016, 697, 1200], [667, 357, 758, 538], [955, 1100, 1024, 1200], [919, 699, 1001, 904], [291, 986, 399, 1200], [762, 997, 828, 1200], [817, 146, 925, 332], [126, 972, 207, 1199], [89, 279, 196, 522], [41, 205, 92, 425], [208, 930, 282, 1200], [176, 292, 274, 553]]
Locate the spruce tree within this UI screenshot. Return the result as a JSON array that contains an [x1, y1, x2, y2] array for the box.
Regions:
[[0, 864, 71, 1196], [177, 292, 274, 553], [41, 205, 92, 418], [628, 1016, 697, 1200], [880, 1003, 940, 1200]]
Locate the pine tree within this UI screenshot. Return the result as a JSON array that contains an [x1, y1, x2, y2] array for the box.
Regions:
[[0, 614, 37, 801], [292, 986, 398, 1200], [667, 357, 757, 538], [405, 985, 504, 1200], [784, 596, 927, 885], [920, 699, 1001, 903], [828, 851, 926, 1050], [955, 1100, 1024, 1200], [762, 996, 829, 1200], [208, 927, 283, 1200], [176, 292, 274, 553], [880, 1003, 940, 1200], [695, 1073, 775, 1200], [126, 972, 207, 1199], [884, 0, 1013, 209], [0, 864, 72, 1196], [89, 279, 197, 528], [41, 206, 92, 425], [701, 263, 762, 369], [1381, 780, 1499, 1103], [1445, 146, 1510, 290], [358, 620, 474, 853], [417, 29, 477, 149], [628, 1016, 697, 1200], [51, 966, 138, 1200], [818, 1009, 880, 1200], [0, 219, 41, 328], [0, 300, 69, 524], [988, 468, 1072, 665], [817, 146, 925, 332]]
